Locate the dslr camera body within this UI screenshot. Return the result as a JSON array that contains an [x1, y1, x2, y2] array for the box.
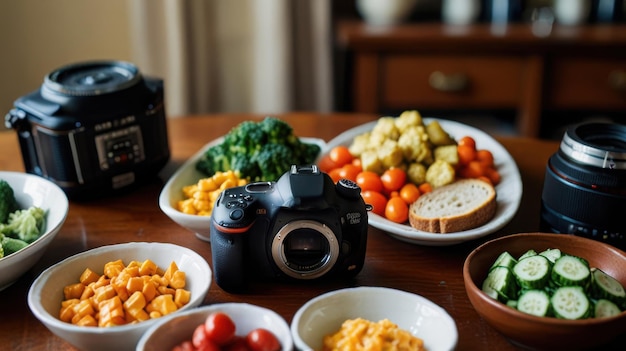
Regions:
[[210, 165, 369, 292]]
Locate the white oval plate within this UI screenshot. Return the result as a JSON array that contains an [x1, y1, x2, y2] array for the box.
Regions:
[[323, 118, 523, 246]]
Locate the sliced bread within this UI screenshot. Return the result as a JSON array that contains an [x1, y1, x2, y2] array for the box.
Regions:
[[408, 178, 497, 233]]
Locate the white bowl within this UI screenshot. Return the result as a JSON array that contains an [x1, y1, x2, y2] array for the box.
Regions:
[[0, 171, 68, 291], [27, 242, 212, 351], [291, 286, 458, 351], [159, 137, 326, 242], [137, 303, 293, 351]]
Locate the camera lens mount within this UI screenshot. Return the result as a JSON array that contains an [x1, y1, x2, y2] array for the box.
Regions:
[[271, 220, 339, 279]]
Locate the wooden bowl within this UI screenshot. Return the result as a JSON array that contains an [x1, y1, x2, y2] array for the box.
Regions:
[[463, 232, 626, 350]]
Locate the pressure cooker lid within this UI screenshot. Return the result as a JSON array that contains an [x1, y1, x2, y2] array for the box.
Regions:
[[43, 60, 142, 97]]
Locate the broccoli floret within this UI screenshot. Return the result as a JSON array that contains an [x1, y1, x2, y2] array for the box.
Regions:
[[195, 117, 321, 182], [254, 143, 295, 181], [261, 117, 297, 145], [196, 143, 231, 175], [0, 179, 19, 224], [225, 120, 267, 156], [1, 234, 28, 256], [0, 207, 46, 243]]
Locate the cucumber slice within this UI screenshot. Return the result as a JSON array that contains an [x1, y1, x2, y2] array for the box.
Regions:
[[513, 255, 551, 290], [517, 290, 552, 317], [551, 255, 590, 288], [551, 286, 591, 320], [518, 249, 537, 260], [591, 268, 626, 306], [490, 251, 518, 271], [539, 248, 562, 263], [594, 299, 622, 318], [482, 266, 517, 302]]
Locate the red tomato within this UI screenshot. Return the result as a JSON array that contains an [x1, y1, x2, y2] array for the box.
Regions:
[[399, 183, 420, 204], [328, 168, 342, 183], [380, 168, 407, 192], [329, 145, 353, 167], [361, 190, 387, 217], [355, 171, 384, 192], [204, 312, 236, 346], [317, 154, 338, 173], [173, 341, 195, 351], [193, 324, 212, 349], [476, 149, 495, 168], [457, 144, 477, 166], [385, 196, 409, 223], [338, 164, 360, 182], [246, 328, 281, 351], [223, 336, 251, 351], [458, 136, 476, 150]]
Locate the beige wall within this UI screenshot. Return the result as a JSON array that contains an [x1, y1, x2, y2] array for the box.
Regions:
[[0, 0, 132, 130]]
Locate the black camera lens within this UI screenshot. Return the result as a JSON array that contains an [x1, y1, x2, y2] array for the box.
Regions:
[[271, 220, 340, 279], [541, 122, 626, 249]]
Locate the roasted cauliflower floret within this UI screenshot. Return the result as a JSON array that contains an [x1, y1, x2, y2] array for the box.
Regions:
[[426, 120, 455, 146], [371, 117, 401, 141], [407, 162, 427, 185], [360, 150, 384, 174], [348, 132, 371, 157], [425, 160, 456, 188], [397, 126, 431, 163], [434, 144, 459, 166], [394, 110, 423, 130], [378, 139, 404, 169]]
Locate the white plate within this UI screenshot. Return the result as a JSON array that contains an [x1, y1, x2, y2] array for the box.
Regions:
[[291, 286, 458, 351], [323, 118, 523, 246], [159, 137, 326, 242]]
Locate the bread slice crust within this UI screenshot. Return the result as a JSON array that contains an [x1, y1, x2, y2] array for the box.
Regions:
[[408, 179, 497, 233]]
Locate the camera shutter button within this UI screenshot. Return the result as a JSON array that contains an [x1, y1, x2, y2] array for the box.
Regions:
[[229, 208, 245, 221], [336, 179, 361, 198]]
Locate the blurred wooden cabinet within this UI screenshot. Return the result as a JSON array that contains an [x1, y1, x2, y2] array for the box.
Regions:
[[335, 21, 626, 137]]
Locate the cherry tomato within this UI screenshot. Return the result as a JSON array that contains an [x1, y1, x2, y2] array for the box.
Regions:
[[380, 168, 407, 192], [361, 190, 387, 217], [193, 324, 218, 349], [173, 341, 196, 351], [204, 312, 236, 345], [246, 328, 281, 351], [317, 154, 338, 173], [385, 196, 409, 223], [356, 171, 384, 193], [459, 160, 486, 179], [351, 157, 362, 171], [418, 182, 433, 194], [223, 336, 251, 351], [485, 167, 501, 185], [457, 144, 477, 166], [458, 136, 476, 150], [399, 183, 420, 204], [476, 149, 495, 168], [328, 168, 342, 183], [329, 146, 353, 167], [338, 164, 360, 182]]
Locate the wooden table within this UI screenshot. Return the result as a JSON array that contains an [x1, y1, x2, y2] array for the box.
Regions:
[[0, 112, 620, 350]]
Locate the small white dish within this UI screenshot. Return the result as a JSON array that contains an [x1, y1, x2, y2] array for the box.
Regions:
[[323, 118, 523, 246], [137, 303, 293, 351], [159, 137, 326, 242], [291, 286, 458, 351], [0, 171, 68, 291], [27, 242, 212, 351]]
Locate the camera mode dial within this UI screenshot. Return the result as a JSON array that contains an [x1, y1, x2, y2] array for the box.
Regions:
[[336, 179, 361, 199]]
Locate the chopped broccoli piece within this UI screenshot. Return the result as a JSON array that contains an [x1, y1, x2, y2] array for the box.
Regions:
[[0, 179, 19, 224], [254, 143, 295, 181], [0, 207, 46, 243], [1, 234, 29, 256], [260, 117, 297, 145], [195, 117, 321, 182]]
